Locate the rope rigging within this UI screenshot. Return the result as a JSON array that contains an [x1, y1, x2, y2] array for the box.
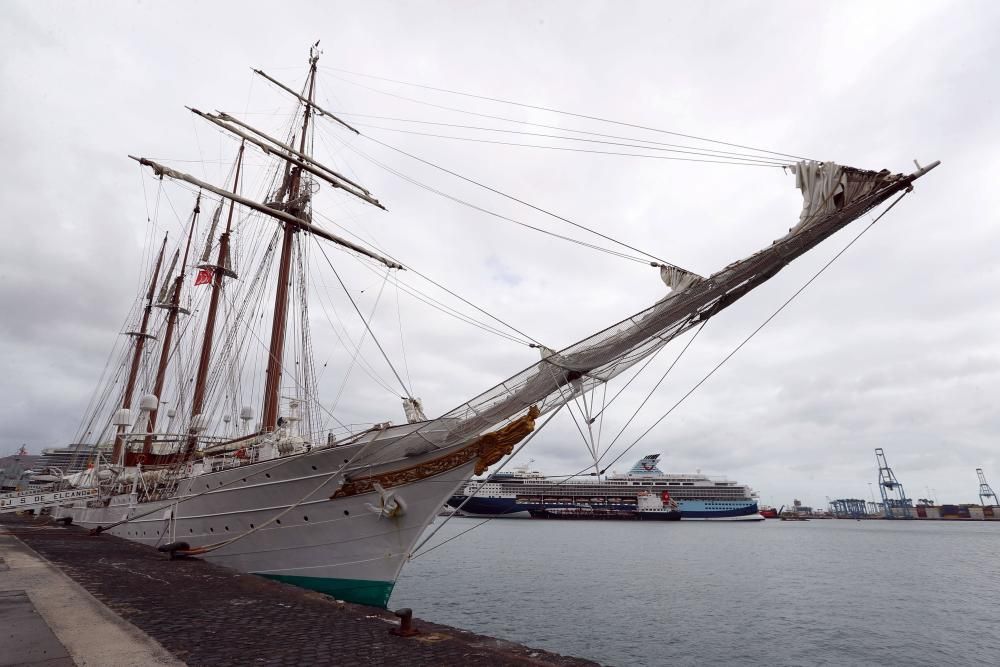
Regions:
[[359, 133, 691, 271], [409, 403, 567, 559], [329, 132, 656, 265], [351, 122, 788, 167], [310, 255, 403, 399], [314, 240, 412, 399], [218, 284, 365, 436], [554, 190, 912, 486], [314, 112, 794, 165], [347, 253, 533, 346], [308, 205, 537, 347], [257, 69, 697, 272], [597, 321, 708, 462], [319, 67, 812, 161], [386, 186, 919, 567], [394, 273, 415, 393]]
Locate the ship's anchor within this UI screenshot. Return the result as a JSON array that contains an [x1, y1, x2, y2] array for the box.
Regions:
[[365, 482, 406, 519]]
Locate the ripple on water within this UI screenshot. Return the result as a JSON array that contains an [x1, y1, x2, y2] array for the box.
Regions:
[[392, 518, 1000, 666]]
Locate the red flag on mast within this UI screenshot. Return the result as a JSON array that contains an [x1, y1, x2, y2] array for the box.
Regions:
[[194, 268, 213, 286]]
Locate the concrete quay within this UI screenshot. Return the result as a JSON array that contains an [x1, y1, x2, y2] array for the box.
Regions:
[[1, 515, 597, 666]]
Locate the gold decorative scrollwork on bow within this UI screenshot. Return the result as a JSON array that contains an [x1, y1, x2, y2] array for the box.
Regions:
[[331, 405, 540, 499], [472, 405, 540, 475]]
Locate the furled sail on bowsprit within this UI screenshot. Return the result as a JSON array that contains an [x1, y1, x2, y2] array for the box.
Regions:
[[387, 160, 938, 458]]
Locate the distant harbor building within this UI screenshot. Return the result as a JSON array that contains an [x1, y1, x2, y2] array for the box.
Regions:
[[791, 499, 813, 514], [0, 448, 42, 493]]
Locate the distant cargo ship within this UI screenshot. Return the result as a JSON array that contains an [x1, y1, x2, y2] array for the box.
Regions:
[[448, 454, 762, 521]]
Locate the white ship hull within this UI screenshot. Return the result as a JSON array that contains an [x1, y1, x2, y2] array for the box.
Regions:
[[57, 431, 481, 607]]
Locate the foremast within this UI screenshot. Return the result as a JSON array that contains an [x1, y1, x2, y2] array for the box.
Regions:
[[261, 45, 320, 435]]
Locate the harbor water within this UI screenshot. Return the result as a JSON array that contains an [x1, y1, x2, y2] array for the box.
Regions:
[[391, 518, 1000, 666]]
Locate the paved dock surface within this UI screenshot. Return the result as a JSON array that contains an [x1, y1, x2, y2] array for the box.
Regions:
[[0, 589, 73, 667], [1, 515, 597, 666], [0, 524, 180, 667]]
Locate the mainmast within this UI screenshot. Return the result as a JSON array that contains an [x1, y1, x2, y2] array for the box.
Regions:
[[143, 194, 201, 456], [261, 47, 319, 434], [112, 233, 168, 465], [184, 144, 245, 459]]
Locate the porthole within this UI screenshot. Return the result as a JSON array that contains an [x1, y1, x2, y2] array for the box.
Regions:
[[242, 478, 247, 483], [303, 516, 309, 521], [343, 510, 350, 516], [205, 484, 210, 489], [210, 527, 214, 532], [224, 526, 229, 531], [265, 473, 271, 479], [343, 459, 348, 463], [189, 528, 193, 533], [276, 519, 282, 525], [311, 466, 317, 471], [250, 523, 255, 529]]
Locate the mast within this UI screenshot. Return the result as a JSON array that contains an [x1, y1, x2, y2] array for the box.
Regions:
[[261, 47, 319, 434], [112, 233, 168, 464], [143, 194, 201, 455], [184, 144, 245, 459]]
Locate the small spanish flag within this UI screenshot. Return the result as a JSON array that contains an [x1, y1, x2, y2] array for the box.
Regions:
[[194, 268, 213, 286]]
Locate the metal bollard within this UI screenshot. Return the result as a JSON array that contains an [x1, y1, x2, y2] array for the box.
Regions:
[[390, 607, 420, 637], [157, 541, 191, 560]]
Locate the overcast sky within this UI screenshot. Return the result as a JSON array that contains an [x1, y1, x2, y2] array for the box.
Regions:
[[1, 1, 998, 508]]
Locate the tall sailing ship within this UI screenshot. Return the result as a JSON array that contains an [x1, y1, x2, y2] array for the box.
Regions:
[[41, 45, 937, 608]]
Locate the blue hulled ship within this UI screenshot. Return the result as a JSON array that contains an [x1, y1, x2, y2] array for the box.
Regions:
[[448, 454, 762, 521]]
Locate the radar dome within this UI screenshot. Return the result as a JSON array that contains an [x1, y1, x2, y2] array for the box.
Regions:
[[112, 408, 132, 427]]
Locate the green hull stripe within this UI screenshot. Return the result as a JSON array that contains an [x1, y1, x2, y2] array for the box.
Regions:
[[259, 573, 395, 608]]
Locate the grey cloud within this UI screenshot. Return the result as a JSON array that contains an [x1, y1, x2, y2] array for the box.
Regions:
[[1, 0, 998, 509]]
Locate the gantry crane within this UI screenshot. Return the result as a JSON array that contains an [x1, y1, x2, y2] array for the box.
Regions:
[[875, 448, 912, 519], [977, 468, 998, 507]]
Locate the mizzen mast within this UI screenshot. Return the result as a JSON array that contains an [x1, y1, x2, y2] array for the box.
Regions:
[[112, 233, 167, 465], [143, 193, 201, 456], [184, 143, 245, 459]]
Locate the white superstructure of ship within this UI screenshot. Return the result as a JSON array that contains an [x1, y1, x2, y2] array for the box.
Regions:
[[449, 454, 762, 520]]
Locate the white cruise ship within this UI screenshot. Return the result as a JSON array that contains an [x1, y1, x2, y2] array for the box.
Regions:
[[448, 454, 763, 520]]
